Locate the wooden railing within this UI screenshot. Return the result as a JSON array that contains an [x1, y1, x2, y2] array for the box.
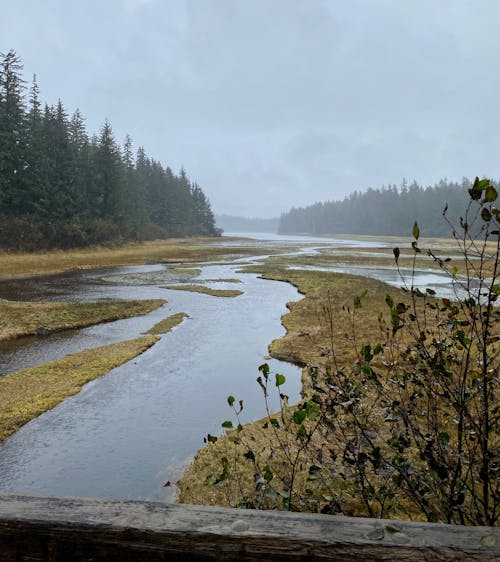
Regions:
[[0, 493, 498, 561]]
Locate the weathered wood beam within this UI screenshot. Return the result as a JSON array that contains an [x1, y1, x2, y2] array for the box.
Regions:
[[0, 493, 497, 561]]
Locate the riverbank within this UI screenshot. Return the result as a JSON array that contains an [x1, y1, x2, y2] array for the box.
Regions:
[[0, 237, 254, 277], [0, 299, 166, 342], [176, 266, 408, 508], [0, 336, 159, 442]]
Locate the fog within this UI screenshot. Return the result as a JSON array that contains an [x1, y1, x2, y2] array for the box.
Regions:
[[2, 0, 499, 216]]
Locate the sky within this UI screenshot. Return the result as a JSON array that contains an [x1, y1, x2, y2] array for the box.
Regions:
[[2, 0, 500, 217]]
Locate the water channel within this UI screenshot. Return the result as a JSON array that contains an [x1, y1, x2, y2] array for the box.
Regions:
[[0, 233, 455, 501]]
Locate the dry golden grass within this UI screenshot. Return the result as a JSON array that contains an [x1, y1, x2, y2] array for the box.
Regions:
[[202, 278, 242, 284], [178, 261, 498, 520], [146, 312, 188, 335], [262, 241, 498, 278], [0, 237, 257, 277], [0, 335, 159, 442], [162, 285, 243, 298], [0, 299, 166, 341], [253, 266, 405, 368], [177, 266, 409, 506]]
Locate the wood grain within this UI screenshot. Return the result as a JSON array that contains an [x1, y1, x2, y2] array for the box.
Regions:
[[0, 493, 497, 561]]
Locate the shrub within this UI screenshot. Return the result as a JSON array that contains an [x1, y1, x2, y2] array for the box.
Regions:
[[206, 178, 499, 525]]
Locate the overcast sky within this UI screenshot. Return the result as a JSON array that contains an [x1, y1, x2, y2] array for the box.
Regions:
[[2, 1, 499, 217]]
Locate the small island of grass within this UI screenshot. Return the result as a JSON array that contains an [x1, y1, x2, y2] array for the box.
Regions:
[[146, 312, 188, 335], [0, 299, 166, 342], [0, 335, 159, 443], [161, 285, 243, 297]]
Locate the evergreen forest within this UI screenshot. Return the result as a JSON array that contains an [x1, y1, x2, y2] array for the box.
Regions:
[[0, 50, 219, 251], [278, 178, 499, 237]]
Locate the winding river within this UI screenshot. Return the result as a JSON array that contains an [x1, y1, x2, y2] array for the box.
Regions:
[[0, 233, 455, 501]]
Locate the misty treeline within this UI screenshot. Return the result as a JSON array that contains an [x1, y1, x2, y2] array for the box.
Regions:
[[279, 178, 499, 237], [215, 214, 279, 233], [0, 50, 219, 250]]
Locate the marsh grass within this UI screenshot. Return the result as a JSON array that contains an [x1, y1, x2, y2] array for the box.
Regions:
[[202, 278, 242, 284], [0, 335, 159, 442], [0, 238, 260, 277], [167, 268, 201, 277], [177, 266, 409, 505], [259, 243, 497, 277], [146, 312, 188, 335], [247, 265, 405, 367], [162, 285, 243, 298], [0, 299, 166, 341]]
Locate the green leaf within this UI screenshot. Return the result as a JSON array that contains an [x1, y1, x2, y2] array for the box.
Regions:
[[412, 221, 420, 240], [385, 294, 394, 308], [263, 466, 274, 482], [469, 178, 482, 200], [227, 395, 235, 407], [339, 481, 347, 490], [439, 432, 450, 443], [492, 284, 500, 296], [258, 363, 270, 378], [269, 418, 280, 428], [396, 302, 408, 313], [305, 400, 319, 420], [478, 178, 490, 190], [485, 185, 498, 202], [221, 420, 233, 428], [481, 208, 492, 222], [293, 409, 307, 424], [275, 373, 286, 387]]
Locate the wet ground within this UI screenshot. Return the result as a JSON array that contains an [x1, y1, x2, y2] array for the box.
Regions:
[[0, 233, 457, 501]]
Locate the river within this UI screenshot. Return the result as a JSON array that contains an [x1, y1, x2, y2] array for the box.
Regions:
[[0, 233, 455, 501]]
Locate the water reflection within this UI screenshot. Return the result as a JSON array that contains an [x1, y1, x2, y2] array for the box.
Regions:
[[0, 261, 302, 501], [0, 236, 458, 501]]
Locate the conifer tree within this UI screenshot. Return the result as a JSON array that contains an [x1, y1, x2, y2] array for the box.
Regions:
[[0, 50, 27, 215]]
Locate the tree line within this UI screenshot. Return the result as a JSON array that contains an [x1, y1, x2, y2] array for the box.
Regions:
[[0, 50, 220, 250], [215, 214, 279, 233], [278, 178, 499, 237]]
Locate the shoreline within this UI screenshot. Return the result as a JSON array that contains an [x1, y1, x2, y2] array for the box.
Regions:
[[176, 265, 406, 507], [0, 336, 159, 443], [0, 299, 166, 342]]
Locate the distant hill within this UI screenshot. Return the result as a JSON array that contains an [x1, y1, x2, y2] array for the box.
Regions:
[[215, 214, 279, 233]]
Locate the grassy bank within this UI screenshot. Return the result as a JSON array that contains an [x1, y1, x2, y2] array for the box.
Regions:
[[257, 238, 499, 278], [146, 312, 188, 335], [162, 285, 244, 298], [0, 237, 257, 277], [0, 335, 159, 442], [0, 299, 166, 342], [177, 266, 407, 506]]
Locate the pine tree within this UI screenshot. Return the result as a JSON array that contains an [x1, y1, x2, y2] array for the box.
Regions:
[[94, 120, 126, 225], [0, 50, 27, 215]]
